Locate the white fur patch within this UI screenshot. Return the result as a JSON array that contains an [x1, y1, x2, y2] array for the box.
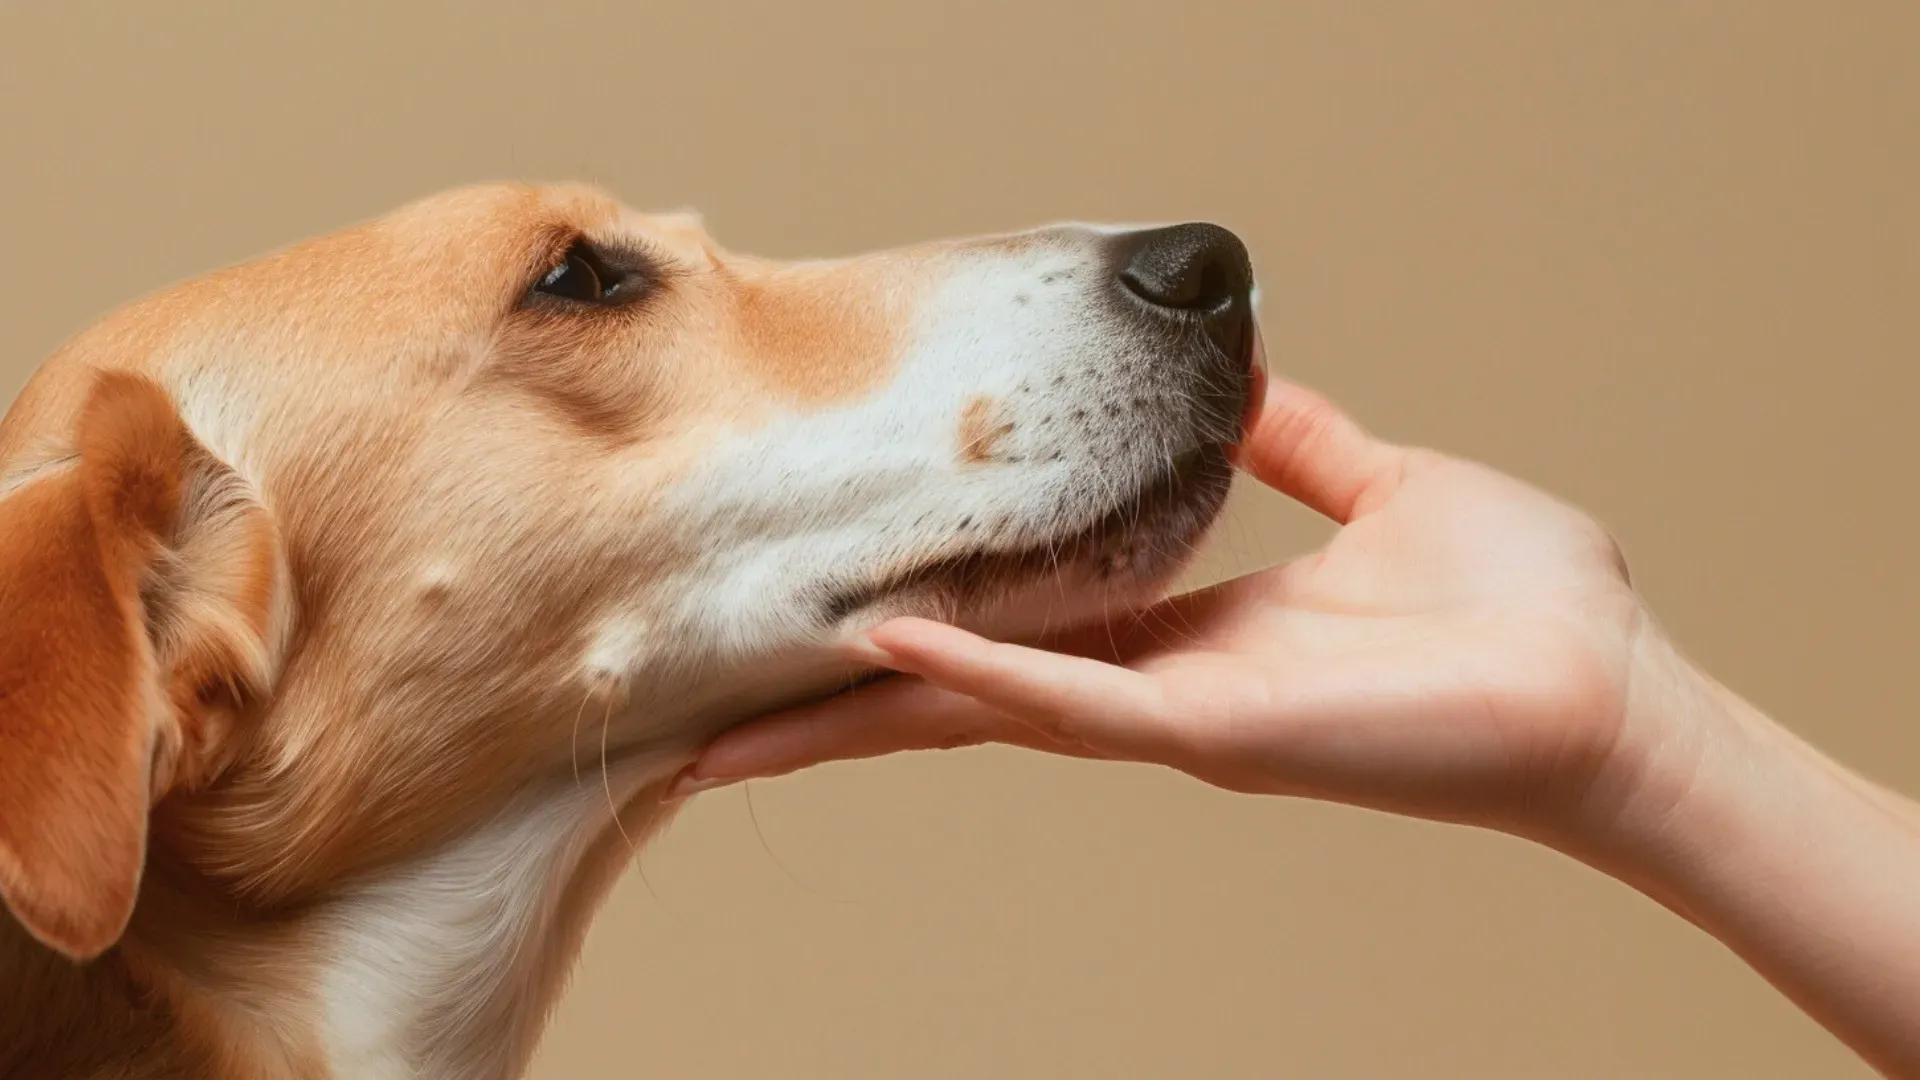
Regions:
[[318, 758, 673, 1079]]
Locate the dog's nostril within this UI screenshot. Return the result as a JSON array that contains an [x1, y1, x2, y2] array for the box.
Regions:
[[1112, 222, 1255, 370], [1114, 222, 1251, 314]]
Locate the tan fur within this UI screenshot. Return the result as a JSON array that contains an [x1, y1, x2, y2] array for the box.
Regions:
[[0, 183, 1236, 1078], [958, 395, 1016, 464], [0, 375, 180, 959], [0, 183, 951, 1078]]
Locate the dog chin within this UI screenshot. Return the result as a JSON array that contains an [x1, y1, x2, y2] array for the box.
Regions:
[[825, 440, 1235, 645]]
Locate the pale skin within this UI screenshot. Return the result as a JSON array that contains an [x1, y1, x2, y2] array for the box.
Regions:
[[673, 378, 1920, 1075]]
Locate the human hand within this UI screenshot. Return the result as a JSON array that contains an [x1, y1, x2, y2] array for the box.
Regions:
[[673, 380, 1694, 847], [671, 381, 1920, 1075]]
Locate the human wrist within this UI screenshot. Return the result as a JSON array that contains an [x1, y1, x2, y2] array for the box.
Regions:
[[1547, 623, 1881, 924], [1542, 625, 1771, 889], [1543, 633, 1920, 1074]]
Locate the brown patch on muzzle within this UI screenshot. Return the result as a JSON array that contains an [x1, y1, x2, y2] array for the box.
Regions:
[[956, 395, 1015, 465]]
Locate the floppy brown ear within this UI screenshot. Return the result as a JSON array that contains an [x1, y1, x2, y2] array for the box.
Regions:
[[0, 374, 217, 959]]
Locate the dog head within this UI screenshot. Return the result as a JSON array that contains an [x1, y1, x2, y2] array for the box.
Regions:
[[0, 183, 1256, 962]]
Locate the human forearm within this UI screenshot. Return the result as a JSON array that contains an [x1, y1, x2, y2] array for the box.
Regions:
[[1577, 642, 1920, 1075]]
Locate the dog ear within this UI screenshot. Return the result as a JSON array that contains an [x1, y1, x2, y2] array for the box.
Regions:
[[0, 373, 287, 960]]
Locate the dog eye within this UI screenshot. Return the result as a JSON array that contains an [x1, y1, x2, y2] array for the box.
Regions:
[[532, 242, 626, 304]]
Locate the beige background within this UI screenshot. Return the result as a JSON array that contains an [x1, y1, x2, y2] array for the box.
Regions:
[[3, 2, 1914, 1076]]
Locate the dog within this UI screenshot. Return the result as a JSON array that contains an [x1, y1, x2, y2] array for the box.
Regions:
[[0, 183, 1256, 1078]]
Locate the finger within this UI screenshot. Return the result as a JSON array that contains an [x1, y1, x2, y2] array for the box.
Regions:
[[1241, 378, 1406, 524], [865, 617, 1176, 757], [671, 678, 1010, 796]]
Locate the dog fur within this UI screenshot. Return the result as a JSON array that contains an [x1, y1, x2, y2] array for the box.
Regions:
[[0, 183, 1248, 1078]]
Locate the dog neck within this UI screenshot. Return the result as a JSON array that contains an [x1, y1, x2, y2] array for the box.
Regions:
[[1, 755, 682, 1080], [312, 762, 680, 1079], [17, 594, 1047, 1074], [287, 658, 844, 1076]]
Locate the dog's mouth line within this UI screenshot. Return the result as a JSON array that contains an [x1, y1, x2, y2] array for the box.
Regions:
[[819, 442, 1233, 624]]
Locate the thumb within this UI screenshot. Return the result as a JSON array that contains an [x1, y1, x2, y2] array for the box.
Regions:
[[1242, 380, 1407, 524]]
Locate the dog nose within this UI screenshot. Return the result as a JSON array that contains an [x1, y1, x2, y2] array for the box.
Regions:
[[1113, 222, 1254, 361]]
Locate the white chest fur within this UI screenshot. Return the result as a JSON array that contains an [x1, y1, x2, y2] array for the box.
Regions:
[[316, 757, 675, 1080]]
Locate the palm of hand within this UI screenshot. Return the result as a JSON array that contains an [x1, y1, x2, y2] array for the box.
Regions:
[[1128, 452, 1646, 830]]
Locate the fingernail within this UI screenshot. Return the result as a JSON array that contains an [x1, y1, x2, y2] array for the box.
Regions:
[[839, 631, 897, 668], [666, 765, 736, 800]]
